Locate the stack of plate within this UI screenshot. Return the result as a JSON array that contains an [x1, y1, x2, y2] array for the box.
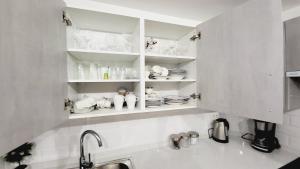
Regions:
[[164, 95, 189, 105], [168, 68, 187, 80], [146, 98, 162, 107]]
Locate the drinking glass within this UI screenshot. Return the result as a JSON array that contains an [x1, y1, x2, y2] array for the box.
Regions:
[[78, 62, 89, 80], [110, 67, 118, 80], [97, 64, 102, 80], [78, 63, 85, 80], [89, 63, 98, 80]]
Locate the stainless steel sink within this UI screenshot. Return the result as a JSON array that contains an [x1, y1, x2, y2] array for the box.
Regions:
[[94, 158, 134, 169], [69, 158, 134, 169]]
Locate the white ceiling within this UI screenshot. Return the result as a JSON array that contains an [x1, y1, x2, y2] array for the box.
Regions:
[[94, 0, 300, 22]]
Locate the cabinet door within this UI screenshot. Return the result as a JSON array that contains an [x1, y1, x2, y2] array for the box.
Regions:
[[285, 17, 300, 72], [196, 0, 284, 123], [284, 17, 300, 111], [0, 0, 67, 155]]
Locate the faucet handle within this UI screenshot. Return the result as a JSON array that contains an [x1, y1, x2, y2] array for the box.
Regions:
[[87, 153, 93, 168], [80, 154, 93, 169], [88, 153, 92, 163]]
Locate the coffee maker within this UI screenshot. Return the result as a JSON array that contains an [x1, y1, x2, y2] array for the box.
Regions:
[[251, 120, 280, 153]]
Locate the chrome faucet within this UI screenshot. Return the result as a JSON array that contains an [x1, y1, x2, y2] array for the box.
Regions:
[[80, 130, 103, 169]]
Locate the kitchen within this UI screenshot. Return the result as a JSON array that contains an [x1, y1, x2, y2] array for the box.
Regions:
[[1, 0, 300, 168]]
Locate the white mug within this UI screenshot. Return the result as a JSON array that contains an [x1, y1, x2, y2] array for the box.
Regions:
[[113, 94, 124, 111], [125, 93, 137, 110]]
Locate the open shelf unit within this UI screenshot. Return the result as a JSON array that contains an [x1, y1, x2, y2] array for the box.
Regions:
[[65, 7, 198, 119]]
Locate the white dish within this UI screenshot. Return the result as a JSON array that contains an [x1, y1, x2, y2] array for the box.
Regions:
[[154, 76, 168, 80], [168, 75, 185, 80], [146, 105, 161, 108], [164, 95, 189, 100]]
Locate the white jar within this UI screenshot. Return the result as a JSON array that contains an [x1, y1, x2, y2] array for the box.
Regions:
[[188, 131, 200, 145], [125, 93, 137, 110], [113, 94, 124, 111]]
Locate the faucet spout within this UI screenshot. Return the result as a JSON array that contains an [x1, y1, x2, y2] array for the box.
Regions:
[[80, 130, 103, 169]]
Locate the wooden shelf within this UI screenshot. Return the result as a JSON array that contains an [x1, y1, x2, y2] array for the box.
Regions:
[[145, 53, 195, 64], [67, 49, 140, 62], [68, 79, 140, 83], [145, 104, 197, 112], [69, 108, 143, 119], [69, 104, 197, 120], [286, 71, 300, 77], [146, 79, 196, 82]]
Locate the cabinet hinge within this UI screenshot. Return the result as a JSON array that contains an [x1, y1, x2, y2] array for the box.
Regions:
[[63, 11, 72, 26], [190, 93, 201, 100], [64, 98, 74, 113], [190, 32, 201, 41]]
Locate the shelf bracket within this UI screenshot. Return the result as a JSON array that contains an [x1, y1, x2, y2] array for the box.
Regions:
[[190, 93, 201, 100], [64, 98, 74, 113]]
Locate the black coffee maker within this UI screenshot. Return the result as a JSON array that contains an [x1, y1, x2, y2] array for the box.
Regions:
[[251, 120, 281, 153]]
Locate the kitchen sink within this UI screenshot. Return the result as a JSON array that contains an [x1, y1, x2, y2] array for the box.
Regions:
[[69, 158, 134, 169], [94, 158, 134, 169]]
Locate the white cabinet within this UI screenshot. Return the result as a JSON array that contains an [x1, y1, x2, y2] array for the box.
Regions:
[[65, 0, 284, 123], [65, 10, 199, 119], [0, 0, 284, 155]]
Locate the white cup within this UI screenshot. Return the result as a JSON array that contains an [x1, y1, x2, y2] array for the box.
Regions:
[[113, 94, 124, 111]]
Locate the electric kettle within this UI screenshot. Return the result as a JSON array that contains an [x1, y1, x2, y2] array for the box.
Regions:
[[208, 118, 230, 143]]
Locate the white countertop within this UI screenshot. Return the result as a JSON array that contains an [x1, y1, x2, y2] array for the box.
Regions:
[[133, 138, 297, 169], [30, 137, 298, 169]]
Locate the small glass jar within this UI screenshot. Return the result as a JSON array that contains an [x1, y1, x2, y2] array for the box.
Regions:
[[188, 131, 200, 145]]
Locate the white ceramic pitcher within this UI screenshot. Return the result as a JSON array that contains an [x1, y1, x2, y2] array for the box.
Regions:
[[113, 94, 124, 111], [125, 93, 137, 110]]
